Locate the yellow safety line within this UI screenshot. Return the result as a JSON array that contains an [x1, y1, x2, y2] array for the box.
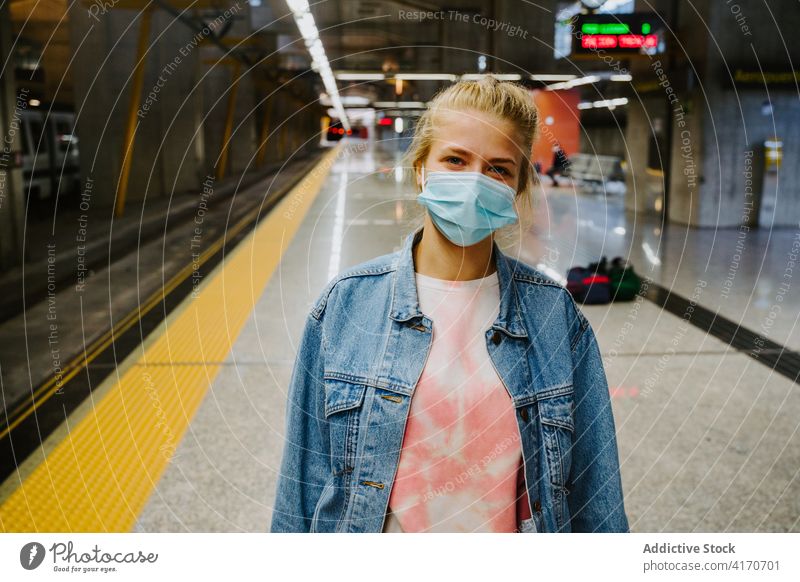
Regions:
[[0, 146, 341, 532]]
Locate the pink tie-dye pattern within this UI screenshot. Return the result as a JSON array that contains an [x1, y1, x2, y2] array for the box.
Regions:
[[385, 271, 527, 533]]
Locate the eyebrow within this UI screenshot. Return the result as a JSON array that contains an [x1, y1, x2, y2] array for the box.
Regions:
[[442, 146, 518, 166]]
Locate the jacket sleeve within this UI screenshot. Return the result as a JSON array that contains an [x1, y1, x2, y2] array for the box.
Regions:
[[565, 302, 630, 533], [269, 310, 330, 532]]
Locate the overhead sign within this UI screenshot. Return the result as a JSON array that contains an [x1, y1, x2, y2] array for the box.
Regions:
[[732, 69, 800, 86], [572, 13, 664, 57]]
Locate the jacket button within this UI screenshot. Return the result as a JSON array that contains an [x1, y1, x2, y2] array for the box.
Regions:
[[491, 330, 501, 345], [533, 499, 542, 512], [519, 407, 529, 422]]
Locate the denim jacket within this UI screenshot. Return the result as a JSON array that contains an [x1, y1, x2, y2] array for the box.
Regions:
[[270, 226, 629, 533]]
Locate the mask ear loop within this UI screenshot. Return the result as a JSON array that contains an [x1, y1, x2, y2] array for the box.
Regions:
[[419, 164, 425, 190]]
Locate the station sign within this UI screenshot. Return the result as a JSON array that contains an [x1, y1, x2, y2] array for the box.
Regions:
[[571, 13, 665, 57]]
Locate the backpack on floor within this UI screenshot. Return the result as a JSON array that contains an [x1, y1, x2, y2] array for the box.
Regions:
[[566, 266, 589, 302], [609, 257, 642, 301], [566, 258, 611, 305], [582, 257, 611, 304]]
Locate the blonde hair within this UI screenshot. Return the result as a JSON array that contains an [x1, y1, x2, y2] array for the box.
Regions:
[[400, 74, 540, 249]]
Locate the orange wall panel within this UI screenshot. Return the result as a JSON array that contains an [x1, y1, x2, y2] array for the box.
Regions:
[[530, 88, 581, 171]]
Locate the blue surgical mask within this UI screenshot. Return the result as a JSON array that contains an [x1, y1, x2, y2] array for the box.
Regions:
[[416, 164, 518, 246]]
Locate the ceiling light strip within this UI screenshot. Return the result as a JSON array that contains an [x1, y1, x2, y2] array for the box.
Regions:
[[286, 0, 350, 130]]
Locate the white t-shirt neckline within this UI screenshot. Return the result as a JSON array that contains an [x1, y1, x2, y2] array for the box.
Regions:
[[415, 270, 499, 291]]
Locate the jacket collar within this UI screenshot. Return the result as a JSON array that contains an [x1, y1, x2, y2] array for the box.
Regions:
[[389, 225, 529, 338]]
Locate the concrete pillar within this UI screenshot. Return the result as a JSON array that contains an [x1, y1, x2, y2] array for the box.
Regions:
[[624, 95, 667, 216], [666, 84, 704, 226]]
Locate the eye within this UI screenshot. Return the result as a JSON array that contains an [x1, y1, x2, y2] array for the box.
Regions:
[[445, 156, 464, 166], [489, 165, 511, 176]]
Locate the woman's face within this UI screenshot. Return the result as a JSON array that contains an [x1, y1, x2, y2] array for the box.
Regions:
[[417, 107, 523, 193]]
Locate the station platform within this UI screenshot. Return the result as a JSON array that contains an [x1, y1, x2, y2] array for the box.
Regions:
[[1, 140, 798, 533]]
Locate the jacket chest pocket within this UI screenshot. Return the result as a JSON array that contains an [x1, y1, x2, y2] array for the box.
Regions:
[[537, 388, 575, 490], [323, 377, 368, 475]]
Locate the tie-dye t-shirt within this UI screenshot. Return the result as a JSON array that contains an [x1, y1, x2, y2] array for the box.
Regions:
[[382, 269, 532, 533]]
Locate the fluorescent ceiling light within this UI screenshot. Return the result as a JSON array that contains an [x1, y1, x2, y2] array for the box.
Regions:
[[373, 101, 428, 108], [340, 95, 370, 106], [579, 97, 629, 110], [335, 72, 386, 80], [286, 1, 349, 130], [394, 73, 458, 81], [546, 75, 601, 90], [286, 0, 309, 11], [530, 74, 577, 81], [295, 12, 317, 39], [460, 73, 521, 81]]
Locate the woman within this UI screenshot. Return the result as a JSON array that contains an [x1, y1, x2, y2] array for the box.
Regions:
[[270, 76, 629, 533]]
